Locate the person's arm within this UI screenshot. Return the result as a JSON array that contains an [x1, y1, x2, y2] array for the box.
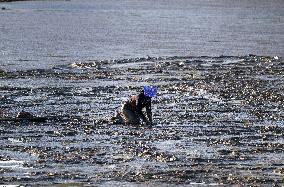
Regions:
[[145, 99, 152, 125], [135, 96, 148, 123]]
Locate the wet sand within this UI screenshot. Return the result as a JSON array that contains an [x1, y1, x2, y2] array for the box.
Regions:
[[0, 55, 283, 186]]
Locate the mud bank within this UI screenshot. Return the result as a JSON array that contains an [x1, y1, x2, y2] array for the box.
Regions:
[[0, 55, 283, 186]]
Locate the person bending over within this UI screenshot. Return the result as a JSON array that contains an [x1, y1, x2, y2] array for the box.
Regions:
[[112, 86, 157, 126]]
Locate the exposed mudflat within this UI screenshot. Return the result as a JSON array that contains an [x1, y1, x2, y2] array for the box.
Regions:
[[0, 55, 284, 186]]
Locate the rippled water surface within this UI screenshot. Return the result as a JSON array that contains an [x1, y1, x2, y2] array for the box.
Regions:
[[0, 0, 283, 70], [0, 55, 284, 186], [0, 0, 284, 186]]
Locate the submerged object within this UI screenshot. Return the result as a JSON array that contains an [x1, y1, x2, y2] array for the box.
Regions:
[[144, 86, 158, 97], [17, 111, 34, 118], [0, 110, 47, 122]]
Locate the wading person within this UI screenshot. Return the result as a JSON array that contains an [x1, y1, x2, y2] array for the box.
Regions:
[[112, 86, 157, 126]]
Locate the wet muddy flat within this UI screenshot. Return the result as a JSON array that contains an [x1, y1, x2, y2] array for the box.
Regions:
[[0, 55, 283, 186]]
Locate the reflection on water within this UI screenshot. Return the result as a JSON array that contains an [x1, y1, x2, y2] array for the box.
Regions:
[[0, 0, 283, 71], [0, 0, 283, 185], [0, 55, 283, 186]]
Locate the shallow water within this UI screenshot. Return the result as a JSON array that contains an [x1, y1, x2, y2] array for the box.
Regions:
[[0, 0, 284, 186], [0, 55, 283, 186]]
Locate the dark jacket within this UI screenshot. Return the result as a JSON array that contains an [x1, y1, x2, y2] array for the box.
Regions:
[[130, 91, 151, 113], [129, 91, 152, 123]]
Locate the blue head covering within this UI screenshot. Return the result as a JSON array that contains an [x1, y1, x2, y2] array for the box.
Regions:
[[143, 86, 158, 97]]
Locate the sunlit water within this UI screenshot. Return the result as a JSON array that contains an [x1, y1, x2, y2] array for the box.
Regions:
[[0, 0, 283, 71], [0, 0, 283, 186], [0, 55, 283, 186]]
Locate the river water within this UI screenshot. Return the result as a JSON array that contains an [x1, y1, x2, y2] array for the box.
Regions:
[[0, 0, 284, 186]]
